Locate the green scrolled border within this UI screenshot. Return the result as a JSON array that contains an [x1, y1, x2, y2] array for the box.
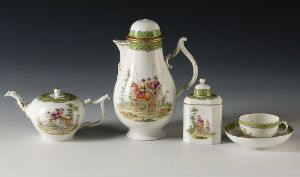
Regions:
[[38, 92, 77, 103], [188, 93, 217, 100], [194, 89, 212, 97], [128, 41, 162, 52], [225, 121, 293, 137], [224, 121, 239, 132], [239, 119, 280, 129], [128, 30, 162, 39]]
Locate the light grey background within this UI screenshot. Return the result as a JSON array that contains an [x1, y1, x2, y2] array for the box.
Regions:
[[0, 1, 299, 177]]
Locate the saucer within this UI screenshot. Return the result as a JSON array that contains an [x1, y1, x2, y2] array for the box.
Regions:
[[225, 121, 294, 149]]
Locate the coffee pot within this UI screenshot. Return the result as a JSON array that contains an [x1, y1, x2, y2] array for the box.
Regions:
[[113, 19, 198, 140]]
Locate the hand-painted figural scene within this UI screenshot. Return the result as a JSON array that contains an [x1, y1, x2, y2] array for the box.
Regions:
[[187, 108, 215, 139], [38, 103, 80, 135], [3, 19, 293, 147], [117, 71, 172, 122]]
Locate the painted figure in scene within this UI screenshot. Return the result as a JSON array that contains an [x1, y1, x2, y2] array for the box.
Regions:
[[131, 82, 155, 112], [187, 108, 215, 139], [118, 73, 172, 122]]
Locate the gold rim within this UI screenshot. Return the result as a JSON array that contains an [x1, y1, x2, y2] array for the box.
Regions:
[[127, 36, 163, 43]]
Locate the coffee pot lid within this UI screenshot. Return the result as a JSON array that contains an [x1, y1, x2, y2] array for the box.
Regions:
[[128, 19, 162, 39]]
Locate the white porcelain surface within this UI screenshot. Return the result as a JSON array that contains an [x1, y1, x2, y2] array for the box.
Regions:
[[239, 113, 288, 138], [113, 47, 177, 140], [130, 19, 160, 31], [195, 78, 210, 90], [113, 19, 198, 140], [183, 79, 222, 145], [27, 97, 85, 141], [0, 107, 299, 177], [239, 124, 278, 138], [4, 89, 109, 141], [183, 103, 222, 144], [225, 122, 294, 149], [239, 113, 279, 124]]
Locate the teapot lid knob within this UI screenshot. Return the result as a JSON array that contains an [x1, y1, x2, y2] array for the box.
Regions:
[[54, 88, 60, 99]]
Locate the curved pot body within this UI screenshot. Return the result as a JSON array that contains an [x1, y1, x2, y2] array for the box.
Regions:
[[26, 98, 85, 141], [114, 47, 176, 140], [113, 19, 198, 140], [5, 88, 110, 142]]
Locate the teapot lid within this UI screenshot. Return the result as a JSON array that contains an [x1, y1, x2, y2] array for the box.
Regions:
[[128, 19, 162, 39], [37, 88, 77, 103], [191, 78, 217, 99]]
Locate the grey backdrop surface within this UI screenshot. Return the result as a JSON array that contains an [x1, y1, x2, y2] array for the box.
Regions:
[[0, 1, 299, 125], [0, 1, 300, 177]]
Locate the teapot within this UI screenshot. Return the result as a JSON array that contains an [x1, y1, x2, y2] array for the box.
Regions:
[[113, 19, 198, 140], [4, 88, 110, 141]]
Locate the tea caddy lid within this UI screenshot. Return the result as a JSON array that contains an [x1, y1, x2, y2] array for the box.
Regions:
[[193, 78, 213, 98], [37, 88, 78, 103], [128, 19, 162, 39], [184, 78, 222, 104]]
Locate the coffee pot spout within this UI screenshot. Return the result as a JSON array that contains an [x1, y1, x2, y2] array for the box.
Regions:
[[113, 40, 129, 72]]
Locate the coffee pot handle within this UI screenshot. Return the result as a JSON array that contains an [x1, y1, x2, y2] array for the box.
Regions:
[[165, 37, 199, 97], [80, 94, 110, 128]]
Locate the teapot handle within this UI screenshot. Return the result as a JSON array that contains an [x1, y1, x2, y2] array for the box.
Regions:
[[165, 37, 199, 98], [80, 94, 110, 128]]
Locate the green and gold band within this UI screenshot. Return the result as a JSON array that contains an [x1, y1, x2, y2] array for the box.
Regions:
[[128, 30, 162, 39], [127, 30, 163, 52], [194, 89, 212, 97], [239, 120, 280, 129], [128, 41, 162, 52]]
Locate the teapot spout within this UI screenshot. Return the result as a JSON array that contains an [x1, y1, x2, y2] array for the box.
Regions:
[[4, 90, 27, 112]]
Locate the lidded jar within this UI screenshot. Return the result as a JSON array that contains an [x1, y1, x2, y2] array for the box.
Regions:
[[5, 88, 110, 141], [113, 19, 198, 140], [183, 78, 222, 144]]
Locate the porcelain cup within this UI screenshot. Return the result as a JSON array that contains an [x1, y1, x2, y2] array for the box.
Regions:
[[238, 113, 288, 138]]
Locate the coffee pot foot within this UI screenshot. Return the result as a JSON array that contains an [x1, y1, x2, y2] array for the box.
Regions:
[[41, 133, 74, 142], [127, 128, 166, 141]]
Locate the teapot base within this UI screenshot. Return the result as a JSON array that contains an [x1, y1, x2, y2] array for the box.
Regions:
[[41, 134, 74, 142], [127, 128, 165, 141]]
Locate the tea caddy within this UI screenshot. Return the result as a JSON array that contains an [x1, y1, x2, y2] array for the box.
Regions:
[[183, 78, 222, 144]]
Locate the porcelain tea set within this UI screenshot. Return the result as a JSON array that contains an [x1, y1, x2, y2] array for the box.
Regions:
[[5, 88, 110, 141], [225, 113, 293, 149], [4, 19, 293, 149]]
